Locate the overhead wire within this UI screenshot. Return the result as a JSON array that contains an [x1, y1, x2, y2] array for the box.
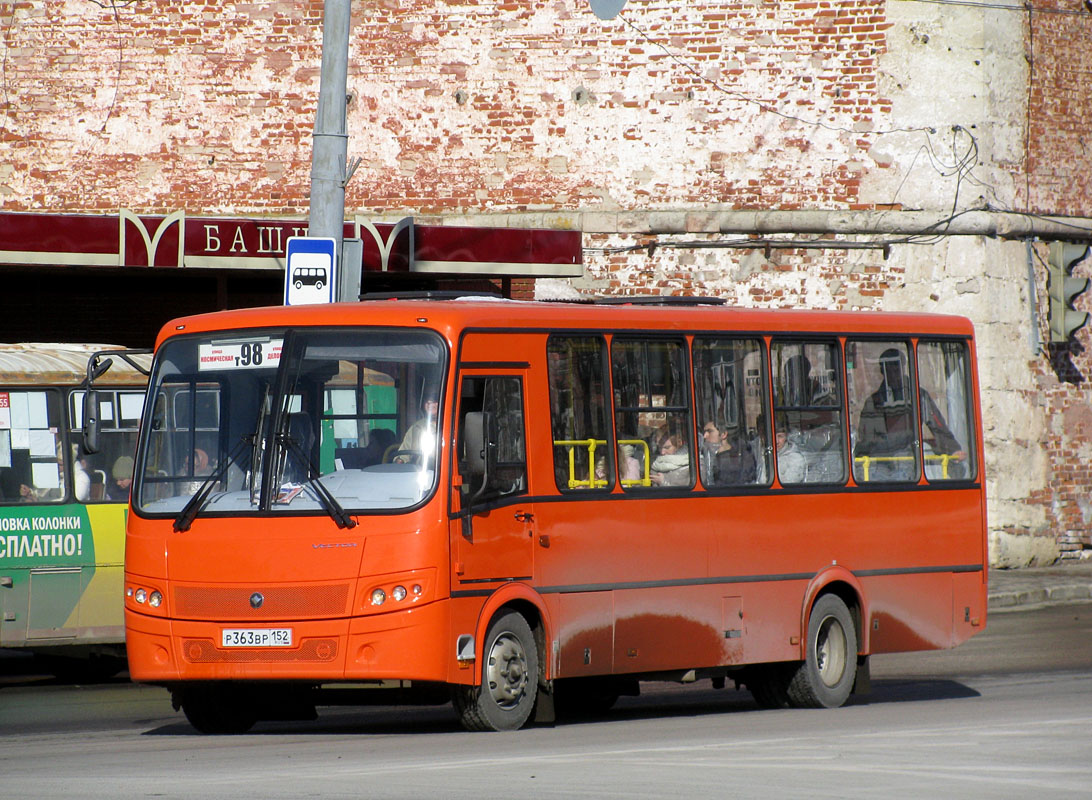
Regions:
[[897, 0, 1091, 15]]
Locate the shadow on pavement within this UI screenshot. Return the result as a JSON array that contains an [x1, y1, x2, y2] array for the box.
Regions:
[[138, 676, 980, 737]]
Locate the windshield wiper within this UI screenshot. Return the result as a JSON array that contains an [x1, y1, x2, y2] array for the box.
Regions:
[[174, 436, 251, 533], [279, 434, 357, 530]]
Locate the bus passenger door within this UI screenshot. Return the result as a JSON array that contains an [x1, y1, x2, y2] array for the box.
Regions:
[[451, 372, 534, 584]]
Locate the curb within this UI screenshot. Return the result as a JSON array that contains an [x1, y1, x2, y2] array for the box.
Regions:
[[988, 584, 1092, 610]]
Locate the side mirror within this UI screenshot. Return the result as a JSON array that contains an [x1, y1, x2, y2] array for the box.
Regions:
[[82, 353, 116, 455], [82, 390, 100, 454]]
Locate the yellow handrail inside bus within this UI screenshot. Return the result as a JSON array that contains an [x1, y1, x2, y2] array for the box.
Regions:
[[553, 438, 651, 488], [854, 453, 964, 481]]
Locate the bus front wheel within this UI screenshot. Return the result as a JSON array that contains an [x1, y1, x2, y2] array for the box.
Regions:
[[787, 593, 858, 709], [453, 610, 539, 732], [176, 683, 258, 735]]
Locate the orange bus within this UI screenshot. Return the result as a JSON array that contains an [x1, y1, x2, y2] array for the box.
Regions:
[[118, 296, 987, 732]]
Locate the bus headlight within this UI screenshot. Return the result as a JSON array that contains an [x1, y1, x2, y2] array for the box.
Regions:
[[127, 582, 165, 613], [360, 569, 435, 614]]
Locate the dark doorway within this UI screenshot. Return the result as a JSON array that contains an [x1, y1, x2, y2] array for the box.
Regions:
[[1, 267, 283, 347]]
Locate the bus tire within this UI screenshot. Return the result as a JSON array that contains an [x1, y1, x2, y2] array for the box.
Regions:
[[453, 611, 538, 732], [787, 594, 857, 709], [178, 683, 258, 735]]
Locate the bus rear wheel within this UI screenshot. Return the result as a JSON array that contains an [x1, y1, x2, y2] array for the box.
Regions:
[[787, 593, 858, 709], [453, 610, 539, 732], [177, 683, 258, 735]]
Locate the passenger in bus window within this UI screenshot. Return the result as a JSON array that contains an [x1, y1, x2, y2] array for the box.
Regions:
[[183, 448, 213, 493], [72, 444, 91, 501], [650, 432, 690, 487], [618, 443, 642, 483], [750, 413, 770, 484], [107, 456, 134, 501], [784, 354, 835, 407], [396, 387, 439, 464], [700, 420, 756, 486], [775, 428, 807, 484], [853, 348, 916, 482], [592, 455, 609, 487]]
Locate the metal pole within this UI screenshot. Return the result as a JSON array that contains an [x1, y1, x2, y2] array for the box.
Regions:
[[308, 0, 350, 264]]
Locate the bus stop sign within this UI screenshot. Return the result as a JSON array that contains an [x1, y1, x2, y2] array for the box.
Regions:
[[284, 236, 337, 305]]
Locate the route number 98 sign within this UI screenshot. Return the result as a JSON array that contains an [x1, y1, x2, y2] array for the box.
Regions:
[[198, 339, 284, 372]]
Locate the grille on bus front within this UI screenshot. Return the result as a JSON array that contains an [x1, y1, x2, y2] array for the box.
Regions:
[[181, 638, 339, 663], [173, 584, 351, 619]]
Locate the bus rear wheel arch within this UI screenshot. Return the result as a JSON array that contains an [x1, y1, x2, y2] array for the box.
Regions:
[[745, 592, 859, 710], [453, 609, 540, 732]]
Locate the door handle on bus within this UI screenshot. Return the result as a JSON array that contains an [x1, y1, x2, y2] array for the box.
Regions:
[[514, 511, 534, 523]]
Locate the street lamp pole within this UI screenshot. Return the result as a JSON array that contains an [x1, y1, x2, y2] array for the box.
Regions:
[[308, 0, 351, 266]]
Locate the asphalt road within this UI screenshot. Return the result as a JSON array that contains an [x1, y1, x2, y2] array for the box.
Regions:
[[1, 603, 1090, 799]]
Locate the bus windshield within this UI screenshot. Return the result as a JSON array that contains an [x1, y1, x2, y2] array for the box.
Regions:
[[135, 328, 447, 518]]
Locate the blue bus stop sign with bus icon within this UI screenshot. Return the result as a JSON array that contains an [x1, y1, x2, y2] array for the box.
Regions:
[[284, 236, 337, 305]]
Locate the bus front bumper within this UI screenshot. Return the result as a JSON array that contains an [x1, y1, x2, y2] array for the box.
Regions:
[[125, 600, 453, 684]]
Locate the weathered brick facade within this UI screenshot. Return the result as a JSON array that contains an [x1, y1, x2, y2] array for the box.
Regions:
[[2, 1, 1090, 563], [1022, 1, 1092, 560]]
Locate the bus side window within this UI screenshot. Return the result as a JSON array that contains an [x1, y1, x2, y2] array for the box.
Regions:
[[693, 337, 768, 488], [72, 388, 146, 503], [547, 336, 613, 491], [846, 341, 918, 483], [0, 390, 66, 504], [771, 341, 846, 485], [612, 337, 692, 490], [917, 340, 974, 481]]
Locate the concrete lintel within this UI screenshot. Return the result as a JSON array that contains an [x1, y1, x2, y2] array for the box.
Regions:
[[385, 209, 1092, 241]]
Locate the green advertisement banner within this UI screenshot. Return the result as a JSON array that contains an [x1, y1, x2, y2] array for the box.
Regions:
[[0, 504, 95, 567]]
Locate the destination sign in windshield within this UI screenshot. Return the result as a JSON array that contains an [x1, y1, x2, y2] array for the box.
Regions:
[[198, 339, 284, 371]]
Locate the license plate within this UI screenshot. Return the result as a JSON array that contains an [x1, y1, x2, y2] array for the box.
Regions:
[[221, 628, 293, 648]]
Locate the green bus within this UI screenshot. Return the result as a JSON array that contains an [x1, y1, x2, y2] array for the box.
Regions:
[[0, 343, 149, 677]]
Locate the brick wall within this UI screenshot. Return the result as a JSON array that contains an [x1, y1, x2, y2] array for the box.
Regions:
[[1024, 3, 1092, 559], [3, 1, 1092, 561], [3, 1, 897, 213]]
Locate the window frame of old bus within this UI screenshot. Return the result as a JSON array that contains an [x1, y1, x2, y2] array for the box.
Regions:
[[0, 384, 143, 506], [0, 387, 67, 504], [70, 386, 146, 503]]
